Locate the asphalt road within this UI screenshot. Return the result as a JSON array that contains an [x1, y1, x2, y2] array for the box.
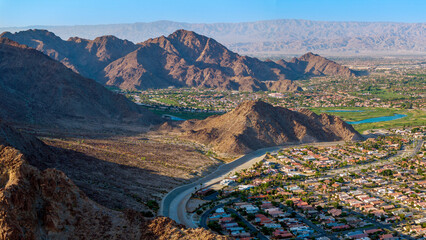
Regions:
[[326, 139, 423, 177], [282, 205, 339, 240], [346, 209, 417, 240], [227, 208, 268, 240], [199, 204, 223, 229], [160, 141, 346, 227], [199, 201, 268, 240], [161, 145, 282, 227]]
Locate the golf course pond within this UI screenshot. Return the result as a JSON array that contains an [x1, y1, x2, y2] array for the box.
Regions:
[[347, 114, 407, 125]]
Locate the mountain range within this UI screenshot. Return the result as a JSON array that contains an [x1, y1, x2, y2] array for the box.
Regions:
[[1, 29, 356, 92], [1, 19, 424, 55], [162, 101, 363, 155], [0, 33, 362, 150], [0, 37, 161, 128]]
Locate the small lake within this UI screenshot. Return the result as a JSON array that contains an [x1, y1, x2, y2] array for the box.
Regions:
[[347, 114, 407, 125], [168, 116, 186, 121], [169, 116, 186, 121], [161, 114, 186, 121], [326, 110, 365, 113]]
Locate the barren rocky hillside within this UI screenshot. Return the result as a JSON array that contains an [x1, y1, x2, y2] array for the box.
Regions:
[[0, 37, 160, 128], [0, 29, 137, 80], [163, 101, 363, 155], [0, 120, 228, 240], [1, 29, 356, 92]]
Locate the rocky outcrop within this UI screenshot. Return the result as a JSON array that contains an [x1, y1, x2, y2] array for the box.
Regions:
[[0, 37, 161, 128], [167, 101, 362, 155], [265, 79, 303, 92], [0, 120, 228, 240], [287, 52, 355, 78]]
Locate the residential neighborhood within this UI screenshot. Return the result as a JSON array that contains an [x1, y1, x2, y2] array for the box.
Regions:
[[190, 128, 425, 239], [126, 65, 425, 113]]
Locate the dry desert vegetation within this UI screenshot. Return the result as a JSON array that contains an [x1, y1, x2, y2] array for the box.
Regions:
[[36, 131, 221, 215]]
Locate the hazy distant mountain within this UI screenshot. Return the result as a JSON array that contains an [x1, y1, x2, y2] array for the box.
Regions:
[[0, 37, 160, 128], [163, 100, 363, 155], [1, 29, 355, 92], [1, 19, 425, 55]]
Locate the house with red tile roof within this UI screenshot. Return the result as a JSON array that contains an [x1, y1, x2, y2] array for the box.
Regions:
[[273, 229, 293, 238], [364, 228, 382, 235], [380, 233, 397, 240], [254, 214, 273, 225]]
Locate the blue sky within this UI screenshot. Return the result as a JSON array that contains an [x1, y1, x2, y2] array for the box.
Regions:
[[0, 0, 425, 27]]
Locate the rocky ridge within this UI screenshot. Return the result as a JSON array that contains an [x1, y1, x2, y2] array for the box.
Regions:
[[1, 29, 356, 92], [0, 37, 161, 128], [0, 120, 228, 240], [164, 101, 362, 155], [0, 29, 137, 80]]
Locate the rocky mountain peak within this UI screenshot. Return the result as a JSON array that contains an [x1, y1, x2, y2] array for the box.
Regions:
[[168, 29, 205, 42], [93, 34, 120, 41], [232, 100, 274, 113], [67, 36, 90, 43], [0, 37, 28, 49], [299, 51, 318, 60], [288, 52, 356, 77], [171, 100, 362, 155], [0, 29, 63, 45], [167, 29, 210, 60]]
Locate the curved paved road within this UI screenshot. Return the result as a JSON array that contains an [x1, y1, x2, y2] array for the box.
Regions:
[[326, 139, 423, 177], [160, 141, 346, 227], [161, 145, 282, 226]]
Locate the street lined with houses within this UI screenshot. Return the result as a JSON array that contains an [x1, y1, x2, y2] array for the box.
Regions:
[[163, 127, 425, 239]]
